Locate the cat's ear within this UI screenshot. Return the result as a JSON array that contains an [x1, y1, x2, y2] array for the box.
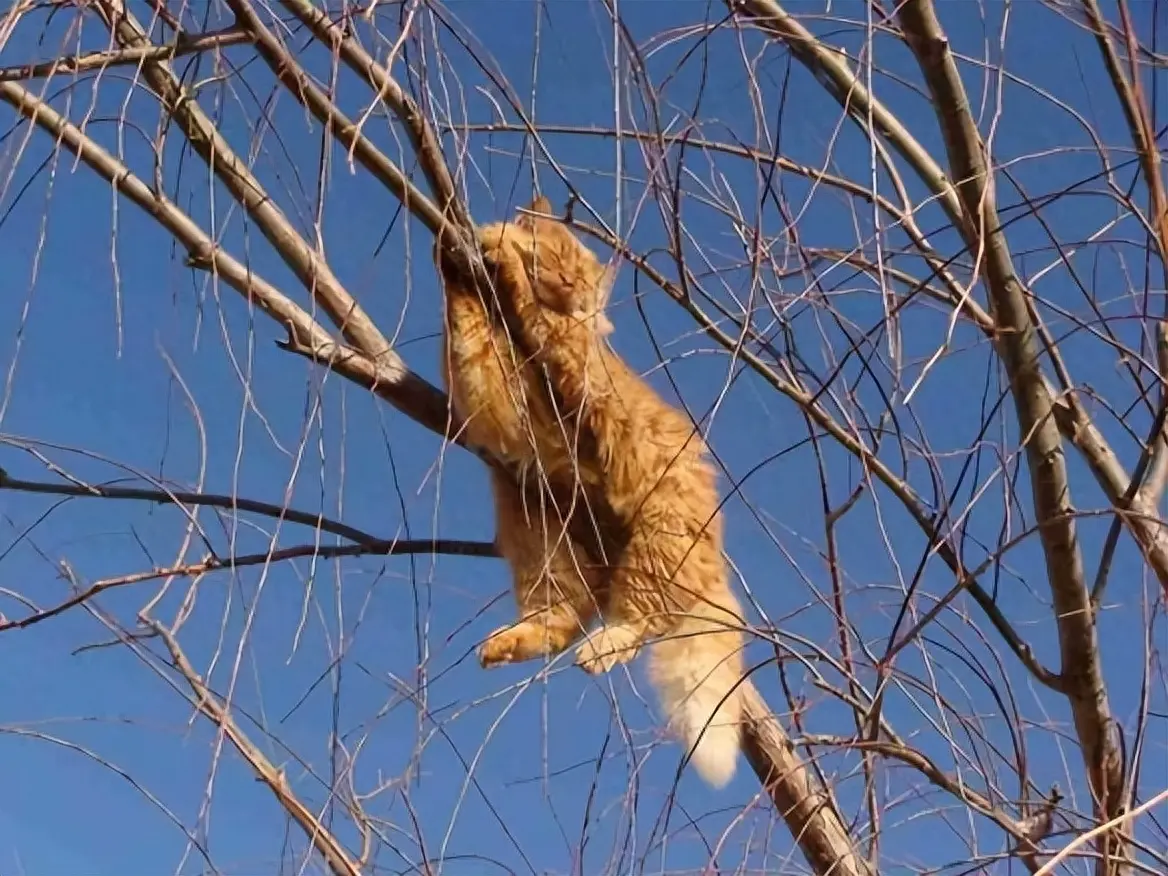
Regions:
[[517, 195, 556, 229]]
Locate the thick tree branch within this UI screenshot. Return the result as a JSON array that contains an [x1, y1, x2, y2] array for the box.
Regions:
[[895, 3, 1125, 872], [1054, 397, 1168, 599], [0, 78, 455, 440], [739, 684, 874, 876], [91, 0, 396, 365], [220, 0, 455, 239]]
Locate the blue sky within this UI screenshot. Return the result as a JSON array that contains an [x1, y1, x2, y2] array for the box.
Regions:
[[0, 0, 1165, 873]]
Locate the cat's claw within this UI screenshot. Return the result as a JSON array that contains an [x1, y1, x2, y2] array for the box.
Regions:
[[574, 625, 641, 675]]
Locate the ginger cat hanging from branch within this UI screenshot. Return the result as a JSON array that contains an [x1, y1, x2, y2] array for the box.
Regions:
[[436, 197, 746, 788]]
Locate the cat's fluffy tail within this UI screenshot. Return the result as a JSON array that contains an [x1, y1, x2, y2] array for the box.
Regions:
[[647, 594, 745, 788]]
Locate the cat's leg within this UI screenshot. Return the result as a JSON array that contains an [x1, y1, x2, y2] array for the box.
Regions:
[[442, 290, 543, 462], [480, 470, 601, 667], [573, 506, 697, 675], [477, 222, 603, 415]]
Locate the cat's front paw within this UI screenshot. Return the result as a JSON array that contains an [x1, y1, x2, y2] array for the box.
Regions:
[[574, 625, 641, 675], [478, 625, 524, 668], [478, 620, 577, 667]]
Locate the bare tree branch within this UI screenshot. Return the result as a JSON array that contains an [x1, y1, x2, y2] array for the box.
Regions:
[[740, 684, 875, 876], [0, 468, 398, 546], [798, 732, 1054, 871], [146, 619, 365, 876], [730, 0, 1168, 603], [0, 26, 250, 81], [90, 0, 396, 363], [275, 0, 470, 231]]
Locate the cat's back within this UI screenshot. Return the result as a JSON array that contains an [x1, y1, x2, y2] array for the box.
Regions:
[[592, 350, 715, 499]]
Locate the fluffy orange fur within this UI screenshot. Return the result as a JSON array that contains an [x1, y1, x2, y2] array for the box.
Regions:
[[436, 198, 745, 787]]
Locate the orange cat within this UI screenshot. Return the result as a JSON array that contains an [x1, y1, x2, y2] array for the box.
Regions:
[[436, 199, 745, 787]]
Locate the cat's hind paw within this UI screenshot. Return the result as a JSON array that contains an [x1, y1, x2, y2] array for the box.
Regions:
[[574, 624, 642, 675]]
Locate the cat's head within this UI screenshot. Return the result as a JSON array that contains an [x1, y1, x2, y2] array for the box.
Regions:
[[501, 196, 616, 337]]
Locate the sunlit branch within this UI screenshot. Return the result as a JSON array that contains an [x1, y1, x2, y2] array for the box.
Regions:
[[275, 0, 470, 230], [0, 77, 455, 442], [90, 0, 399, 367]]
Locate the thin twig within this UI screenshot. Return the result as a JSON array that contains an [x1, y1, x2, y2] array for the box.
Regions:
[[797, 733, 1046, 864], [0, 469, 390, 546], [1033, 787, 1168, 876], [1138, 326, 1168, 505], [0, 539, 496, 633]]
